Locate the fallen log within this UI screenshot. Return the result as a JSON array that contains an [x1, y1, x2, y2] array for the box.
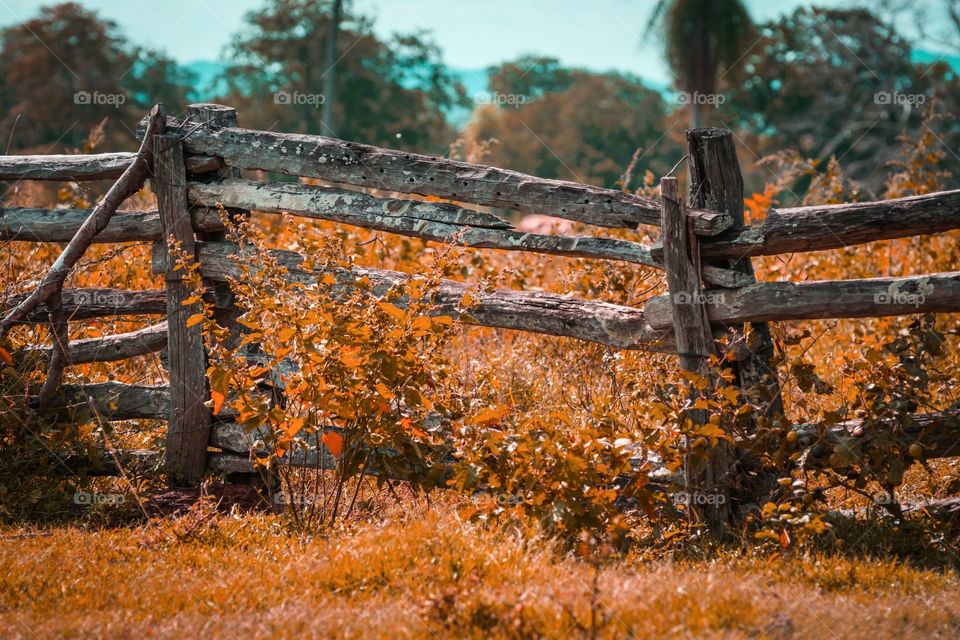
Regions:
[[138, 116, 733, 235], [644, 271, 960, 328], [188, 179, 749, 288]]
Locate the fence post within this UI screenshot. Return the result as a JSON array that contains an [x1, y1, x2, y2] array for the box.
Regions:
[[660, 176, 732, 535], [155, 132, 211, 486], [184, 104, 244, 348], [687, 128, 783, 420]]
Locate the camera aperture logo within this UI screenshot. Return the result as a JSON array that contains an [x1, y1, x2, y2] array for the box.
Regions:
[[274, 90, 326, 108], [873, 278, 933, 308], [73, 90, 126, 108]]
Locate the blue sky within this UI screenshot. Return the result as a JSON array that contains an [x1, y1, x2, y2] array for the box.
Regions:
[[0, 0, 955, 88]]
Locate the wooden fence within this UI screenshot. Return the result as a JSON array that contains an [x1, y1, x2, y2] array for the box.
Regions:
[[3, 103, 960, 529]]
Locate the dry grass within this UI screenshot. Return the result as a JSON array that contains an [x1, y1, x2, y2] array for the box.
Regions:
[[2, 502, 959, 639]]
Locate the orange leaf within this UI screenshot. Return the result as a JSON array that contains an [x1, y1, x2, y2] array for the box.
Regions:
[[186, 313, 205, 328], [285, 416, 307, 438], [0, 347, 12, 366], [467, 405, 510, 426], [211, 390, 226, 415], [378, 301, 406, 320], [339, 347, 364, 368], [322, 431, 344, 457], [779, 528, 791, 549]]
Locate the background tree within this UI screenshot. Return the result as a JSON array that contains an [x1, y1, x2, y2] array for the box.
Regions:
[[724, 7, 960, 195], [220, 0, 466, 153], [0, 2, 194, 152], [469, 60, 675, 187], [646, 0, 756, 128]]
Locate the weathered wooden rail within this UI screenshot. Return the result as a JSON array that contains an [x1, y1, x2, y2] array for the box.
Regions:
[[3, 105, 960, 534]]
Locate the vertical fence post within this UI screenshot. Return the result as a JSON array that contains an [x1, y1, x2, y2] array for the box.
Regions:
[[185, 104, 244, 348], [661, 176, 732, 535], [155, 132, 211, 486], [687, 128, 783, 420], [183, 103, 269, 488]]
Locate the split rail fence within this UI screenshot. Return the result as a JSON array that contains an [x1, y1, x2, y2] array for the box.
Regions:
[[3, 103, 960, 528]]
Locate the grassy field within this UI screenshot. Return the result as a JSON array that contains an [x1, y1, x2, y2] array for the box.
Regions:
[[2, 499, 959, 639]]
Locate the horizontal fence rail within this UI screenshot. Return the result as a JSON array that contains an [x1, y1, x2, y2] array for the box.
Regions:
[[136, 115, 733, 235], [187, 179, 750, 287], [151, 239, 678, 353], [666, 188, 960, 260], [0, 152, 223, 182], [0, 153, 137, 181], [18, 322, 167, 365], [644, 271, 960, 327], [0, 207, 224, 243]]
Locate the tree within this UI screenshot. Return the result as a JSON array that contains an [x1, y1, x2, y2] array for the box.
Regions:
[[646, 0, 756, 128], [468, 62, 676, 187], [220, 0, 466, 153], [0, 3, 194, 152], [724, 7, 960, 195]]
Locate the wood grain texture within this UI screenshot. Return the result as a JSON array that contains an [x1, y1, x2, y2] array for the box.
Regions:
[[152, 240, 675, 353], [698, 188, 960, 260], [644, 271, 960, 327], [18, 322, 167, 365], [0, 153, 135, 181], [58, 382, 170, 420], [139, 115, 732, 234], [154, 132, 211, 487]]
